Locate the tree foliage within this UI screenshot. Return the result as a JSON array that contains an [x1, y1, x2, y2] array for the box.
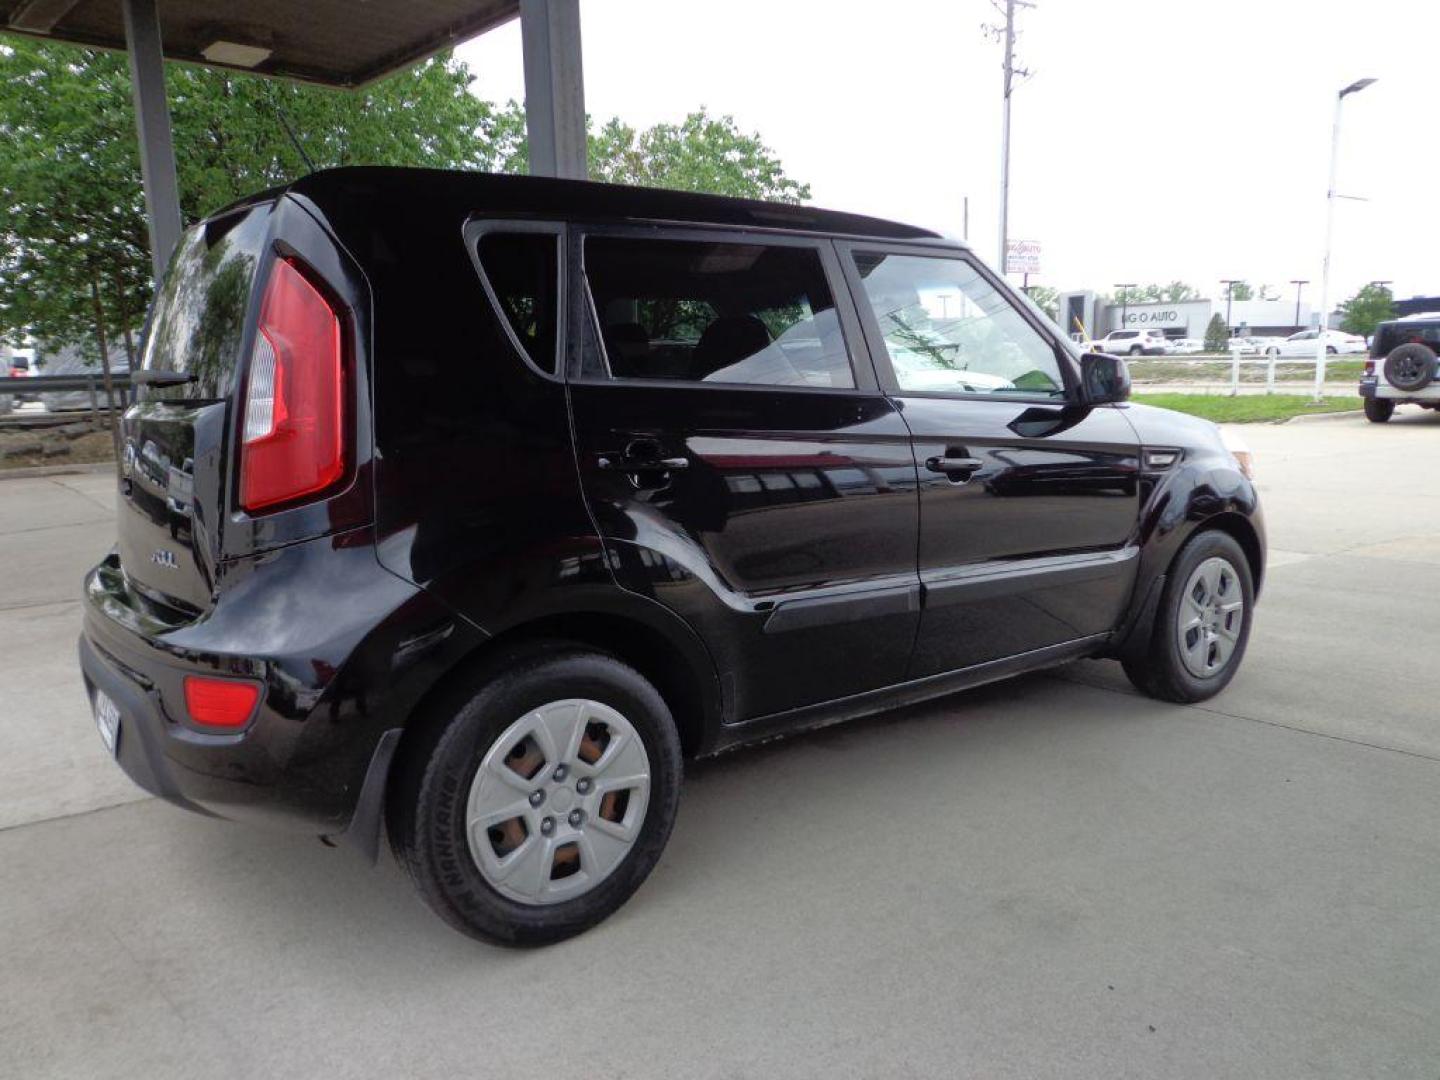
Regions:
[[1338, 283, 1396, 337], [1026, 285, 1059, 322], [0, 41, 809, 365], [1226, 280, 1254, 301], [1111, 281, 1199, 305], [1204, 313, 1228, 352]]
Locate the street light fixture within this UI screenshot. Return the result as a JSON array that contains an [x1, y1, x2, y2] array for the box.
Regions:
[[1289, 279, 1309, 333], [1113, 284, 1137, 336], [1314, 77, 1378, 401]]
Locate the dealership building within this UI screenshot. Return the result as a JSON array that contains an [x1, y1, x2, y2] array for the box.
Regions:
[[1054, 291, 1322, 342]]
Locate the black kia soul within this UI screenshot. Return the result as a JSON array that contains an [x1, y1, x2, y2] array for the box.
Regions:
[[80, 167, 1264, 946]]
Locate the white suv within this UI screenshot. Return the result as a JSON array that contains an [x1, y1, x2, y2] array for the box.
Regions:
[[1360, 314, 1440, 423], [1094, 329, 1169, 356]]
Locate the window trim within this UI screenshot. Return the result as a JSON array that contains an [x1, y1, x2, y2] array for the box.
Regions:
[[836, 241, 1080, 404], [572, 223, 878, 395], [463, 218, 566, 381]]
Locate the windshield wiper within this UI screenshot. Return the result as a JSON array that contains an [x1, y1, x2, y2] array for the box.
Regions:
[[131, 370, 197, 387]]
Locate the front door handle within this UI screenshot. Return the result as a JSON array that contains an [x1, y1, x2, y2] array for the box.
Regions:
[[597, 454, 690, 473], [925, 455, 984, 479]]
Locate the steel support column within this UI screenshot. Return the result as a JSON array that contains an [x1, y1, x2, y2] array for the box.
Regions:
[[122, 0, 182, 280], [519, 0, 586, 180]]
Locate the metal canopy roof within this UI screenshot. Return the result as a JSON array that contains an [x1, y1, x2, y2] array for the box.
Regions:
[[1, 0, 521, 86]]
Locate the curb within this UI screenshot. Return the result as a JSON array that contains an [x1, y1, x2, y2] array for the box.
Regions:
[[0, 462, 117, 481], [1283, 410, 1364, 424]]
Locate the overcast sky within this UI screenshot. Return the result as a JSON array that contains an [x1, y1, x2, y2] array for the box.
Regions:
[[458, 1, 1435, 305]]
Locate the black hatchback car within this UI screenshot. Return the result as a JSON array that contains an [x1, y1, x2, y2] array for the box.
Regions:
[[80, 168, 1264, 945]]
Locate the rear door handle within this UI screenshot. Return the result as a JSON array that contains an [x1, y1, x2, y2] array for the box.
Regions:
[[597, 455, 690, 473], [925, 456, 984, 478]]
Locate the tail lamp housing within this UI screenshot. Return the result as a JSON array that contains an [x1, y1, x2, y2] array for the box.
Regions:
[[240, 257, 349, 512]]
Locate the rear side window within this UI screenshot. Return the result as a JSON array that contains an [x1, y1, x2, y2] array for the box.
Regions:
[[476, 232, 561, 374], [141, 203, 271, 399], [584, 236, 855, 389]]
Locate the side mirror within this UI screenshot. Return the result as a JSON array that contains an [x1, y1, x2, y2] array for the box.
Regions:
[[1079, 352, 1131, 405]]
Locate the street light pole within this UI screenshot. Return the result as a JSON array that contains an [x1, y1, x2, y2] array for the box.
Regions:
[[1290, 279, 1309, 333], [1114, 283, 1136, 336], [1220, 280, 1239, 338], [1315, 77, 1377, 401], [995, 0, 1033, 271]]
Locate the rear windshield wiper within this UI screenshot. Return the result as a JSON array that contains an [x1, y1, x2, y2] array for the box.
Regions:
[[131, 370, 197, 387]]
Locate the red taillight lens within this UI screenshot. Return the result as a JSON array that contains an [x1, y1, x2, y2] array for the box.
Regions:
[[1364, 357, 1375, 376], [183, 676, 261, 729], [240, 257, 347, 511]]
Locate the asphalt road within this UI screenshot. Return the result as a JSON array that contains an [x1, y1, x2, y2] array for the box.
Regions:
[[3, 409, 1439, 1079]]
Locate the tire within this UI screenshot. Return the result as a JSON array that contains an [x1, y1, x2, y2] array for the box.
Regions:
[[1129, 345, 1143, 356], [1122, 530, 1255, 704], [1383, 342, 1437, 392], [1326, 346, 1338, 356], [1364, 398, 1395, 423], [387, 644, 683, 947], [1266, 347, 1280, 358]]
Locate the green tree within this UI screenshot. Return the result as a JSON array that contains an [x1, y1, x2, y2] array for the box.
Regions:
[[1226, 280, 1254, 301], [0, 43, 809, 365], [1160, 281, 1199, 303], [1204, 313, 1228, 352], [1338, 283, 1396, 337], [1026, 285, 1059, 322]]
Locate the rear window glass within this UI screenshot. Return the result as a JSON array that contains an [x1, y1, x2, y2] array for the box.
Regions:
[[476, 232, 560, 374], [140, 203, 271, 399], [584, 237, 854, 388]]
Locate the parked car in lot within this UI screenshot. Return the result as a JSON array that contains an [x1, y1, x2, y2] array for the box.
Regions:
[[80, 168, 1265, 946], [38, 346, 130, 413], [1358, 312, 1440, 422], [1262, 329, 1367, 357], [1094, 328, 1170, 355], [1168, 338, 1204, 354]]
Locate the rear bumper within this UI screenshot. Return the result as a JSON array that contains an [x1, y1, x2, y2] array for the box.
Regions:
[[78, 536, 485, 838], [1360, 376, 1440, 401]]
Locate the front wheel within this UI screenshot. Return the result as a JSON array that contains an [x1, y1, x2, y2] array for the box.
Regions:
[[388, 645, 683, 946], [1123, 531, 1255, 703], [1326, 346, 1338, 356], [1364, 398, 1395, 423]]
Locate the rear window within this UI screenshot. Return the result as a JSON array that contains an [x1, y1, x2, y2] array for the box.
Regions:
[[140, 203, 272, 399]]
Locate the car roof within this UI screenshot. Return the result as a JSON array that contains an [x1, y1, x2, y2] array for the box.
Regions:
[[227, 166, 946, 244]]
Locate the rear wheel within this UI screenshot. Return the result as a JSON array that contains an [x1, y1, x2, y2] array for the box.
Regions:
[[1326, 345, 1338, 356], [388, 645, 683, 947], [1364, 398, 1395, 423], [1123, 531, 1254, 703], [1129, 345, 1143, 356]]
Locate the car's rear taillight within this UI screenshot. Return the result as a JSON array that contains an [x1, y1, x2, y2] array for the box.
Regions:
[[1363, 357, 1375, 376], [183, 675, 261, 729], [240, 257, 347, 512]]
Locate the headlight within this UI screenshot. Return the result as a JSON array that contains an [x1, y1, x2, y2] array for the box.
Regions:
[[1218, 426, 1255, 480]]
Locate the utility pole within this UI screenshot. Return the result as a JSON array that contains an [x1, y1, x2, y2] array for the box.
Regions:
[[1289, 279, 1309, 332], [992, 0, 1033, 270]]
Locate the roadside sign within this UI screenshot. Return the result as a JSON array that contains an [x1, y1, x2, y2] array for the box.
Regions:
[[1005, 239, 1041, 276]]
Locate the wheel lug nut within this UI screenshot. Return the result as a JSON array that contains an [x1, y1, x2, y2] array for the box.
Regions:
[[529, 790, 545, 807], [576, 777, 592, 795], [568, 809, 584, 827], [552, 764, 568, 782], [540, 816, 555, 835]]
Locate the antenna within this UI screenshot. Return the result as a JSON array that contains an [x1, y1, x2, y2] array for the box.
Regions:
[[268, 88, 317, 173]]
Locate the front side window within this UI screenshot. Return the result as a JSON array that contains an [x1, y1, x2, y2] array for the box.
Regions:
[[477, 231, 560, 374], [851, 252, 1066, 397], [584, 236, 854, 388]]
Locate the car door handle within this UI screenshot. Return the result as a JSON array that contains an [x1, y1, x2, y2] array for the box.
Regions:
[[597, 455, 690, 473], [925, 456, 984, 477]]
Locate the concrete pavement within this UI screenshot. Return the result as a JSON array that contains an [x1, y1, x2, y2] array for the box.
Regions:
[[2, 415, 1438, 1079]]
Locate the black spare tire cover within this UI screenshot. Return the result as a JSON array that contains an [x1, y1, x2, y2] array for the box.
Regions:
[[1384, 342, 1437, 392]]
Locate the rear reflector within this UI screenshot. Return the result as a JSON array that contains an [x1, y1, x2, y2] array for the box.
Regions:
[[240, 257, 347, 511], [183, 676, 261, 728]]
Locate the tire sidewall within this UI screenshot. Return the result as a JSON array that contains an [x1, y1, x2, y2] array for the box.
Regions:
[[411, 650, 683, 946], [1153, 531, 1255, 701]]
